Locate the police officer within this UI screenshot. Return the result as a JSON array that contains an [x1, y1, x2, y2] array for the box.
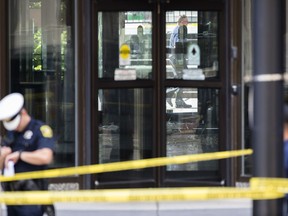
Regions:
[[0, 92, 55, 216]]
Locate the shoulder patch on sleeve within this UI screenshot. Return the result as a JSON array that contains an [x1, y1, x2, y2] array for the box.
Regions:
[[40, 125, 53, 138]]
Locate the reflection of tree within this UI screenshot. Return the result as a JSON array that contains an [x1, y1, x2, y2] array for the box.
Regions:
[[29, 1, 41, 9], [33, 29, 67, 74], [33, 29, 42, 71], [11, 0, 75, 167], [31, 0, 68, 74]]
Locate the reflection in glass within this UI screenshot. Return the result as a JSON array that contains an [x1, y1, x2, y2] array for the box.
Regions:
[[166, 88, 219, 171], [242, 0, 253, 176], [9, 0, 75, 167], [242, 84, 252, 175], [166, 11, 219, 80], [98, 89, 153, 163], [98, 12, 152, 80]]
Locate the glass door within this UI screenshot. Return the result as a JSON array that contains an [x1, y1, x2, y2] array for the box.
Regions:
[[92, 0, 226, 188], [92, 0, 156, 188], [162, 3, 225, 186]]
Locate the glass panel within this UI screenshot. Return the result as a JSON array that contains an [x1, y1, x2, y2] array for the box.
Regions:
[[98, 12, 152, 80], [166, 88, 219, 171], [9, 0, 75, 168], [166, 11, 219, 80], [241, 0, 253, 176], [98, 88, 153, 163]]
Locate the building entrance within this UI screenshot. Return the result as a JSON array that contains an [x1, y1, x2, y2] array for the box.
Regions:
[[92, 0, 227, 188]]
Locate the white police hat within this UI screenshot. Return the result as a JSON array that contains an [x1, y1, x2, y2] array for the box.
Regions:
[[0, 93, 24, 131]]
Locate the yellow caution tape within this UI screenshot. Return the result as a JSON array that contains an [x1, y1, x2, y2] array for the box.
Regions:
[[0, 187, 284, 205], [0, 149, 253, 182], [0, 149, 288, 205], [250, 177, 288, 193]]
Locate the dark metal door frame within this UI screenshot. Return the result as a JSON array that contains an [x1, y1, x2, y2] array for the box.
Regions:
[[91, 0, 230, 189]]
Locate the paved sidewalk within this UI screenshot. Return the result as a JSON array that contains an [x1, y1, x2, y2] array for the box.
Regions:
[[2, 199, 252, 216]]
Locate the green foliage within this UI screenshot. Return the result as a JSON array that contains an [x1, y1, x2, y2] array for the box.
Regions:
[[32, 28, 68, 74], [33, 29, 42, 71], [29, 1, 41, 9]]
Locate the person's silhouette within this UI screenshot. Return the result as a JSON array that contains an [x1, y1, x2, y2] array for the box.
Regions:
[[167, 24, 191, 108]]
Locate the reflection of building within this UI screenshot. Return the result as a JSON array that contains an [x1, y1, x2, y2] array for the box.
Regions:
[[0, 1, 286, 193]]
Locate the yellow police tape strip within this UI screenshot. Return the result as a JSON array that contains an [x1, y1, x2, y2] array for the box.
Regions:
[[0, 187, 284, 205], [250, 177, 288, 193], [1, 149, 288, 205], [0, 149, 253, 182]]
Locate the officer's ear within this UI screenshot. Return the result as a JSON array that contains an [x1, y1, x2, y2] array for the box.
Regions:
[[20, 108, 27, 116]]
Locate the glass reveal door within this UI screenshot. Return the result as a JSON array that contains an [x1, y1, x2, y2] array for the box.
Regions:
[[93, 4, 156, 187], [97, 11, 153, 164], [92, 0, 226, 188], [164, 10, 221, 184]]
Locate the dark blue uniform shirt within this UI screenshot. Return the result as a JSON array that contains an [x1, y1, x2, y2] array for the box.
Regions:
[[3, 118, 55, 173]]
